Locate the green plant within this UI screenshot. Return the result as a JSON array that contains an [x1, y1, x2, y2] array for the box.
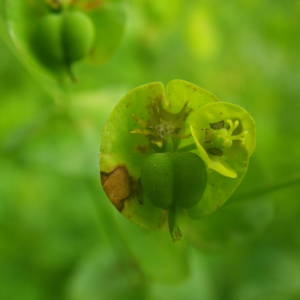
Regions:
[[100, 79, 256, 240], [2, 1, 300, 299]]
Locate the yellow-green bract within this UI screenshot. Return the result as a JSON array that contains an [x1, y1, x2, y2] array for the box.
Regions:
[[99, 79, 256, 240]]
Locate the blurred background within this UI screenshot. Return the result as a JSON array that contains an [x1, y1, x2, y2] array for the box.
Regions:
[[1, 0, 300, 299]]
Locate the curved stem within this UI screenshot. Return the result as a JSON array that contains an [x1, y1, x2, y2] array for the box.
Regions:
[[168, 205, 182, 241], [0, 106, 56, 156], [0, 88, 74, 156], [231, 175, 300, 203], [85, 178, 130, 251]]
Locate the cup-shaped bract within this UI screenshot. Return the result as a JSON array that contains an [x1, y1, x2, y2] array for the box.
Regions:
[[190, 102, 255, 177], [188, 102, 256, 217], [100, 80, 216, 229], [100, 79, 256, 238]]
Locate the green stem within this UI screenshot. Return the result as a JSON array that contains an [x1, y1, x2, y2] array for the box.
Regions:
[[163, 137, 175, 152], [0, 81, 74, 157], [84, 178, 130, 251], [168, 205, 182, 241], [65, 63, 78, 83], [0, 107, 56, 156], [231, 175, 300, 202], [83, 176, 141, 264]]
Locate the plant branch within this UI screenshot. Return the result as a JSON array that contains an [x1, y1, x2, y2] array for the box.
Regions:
[[231, 175, 300, 203]]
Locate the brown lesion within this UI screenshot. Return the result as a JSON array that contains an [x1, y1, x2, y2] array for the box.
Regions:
[[100, 166, 135, 211]]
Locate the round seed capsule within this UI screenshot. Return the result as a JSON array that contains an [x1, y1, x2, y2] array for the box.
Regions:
[[31, 10, 95, 72], [140, 153, 173, 209], [172, 152, 207, 209], [141, 152, 207, 210], [62, 11, 95, 63], [31, 14, 63, 68]]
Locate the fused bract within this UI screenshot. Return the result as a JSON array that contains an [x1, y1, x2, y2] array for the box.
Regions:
[[100, 80, 256, 240], [190, 102, 255, 179]]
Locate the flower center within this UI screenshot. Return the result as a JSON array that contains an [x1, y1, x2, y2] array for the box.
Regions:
[[205, 119, 247, 156], [131, 99, 192, 152]]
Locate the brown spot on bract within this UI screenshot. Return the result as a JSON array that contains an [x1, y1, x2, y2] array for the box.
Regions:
[[101, 167, 132, 211]]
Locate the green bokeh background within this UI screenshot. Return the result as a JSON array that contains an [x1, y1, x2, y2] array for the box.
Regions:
[[1, 1, 300, 299]]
